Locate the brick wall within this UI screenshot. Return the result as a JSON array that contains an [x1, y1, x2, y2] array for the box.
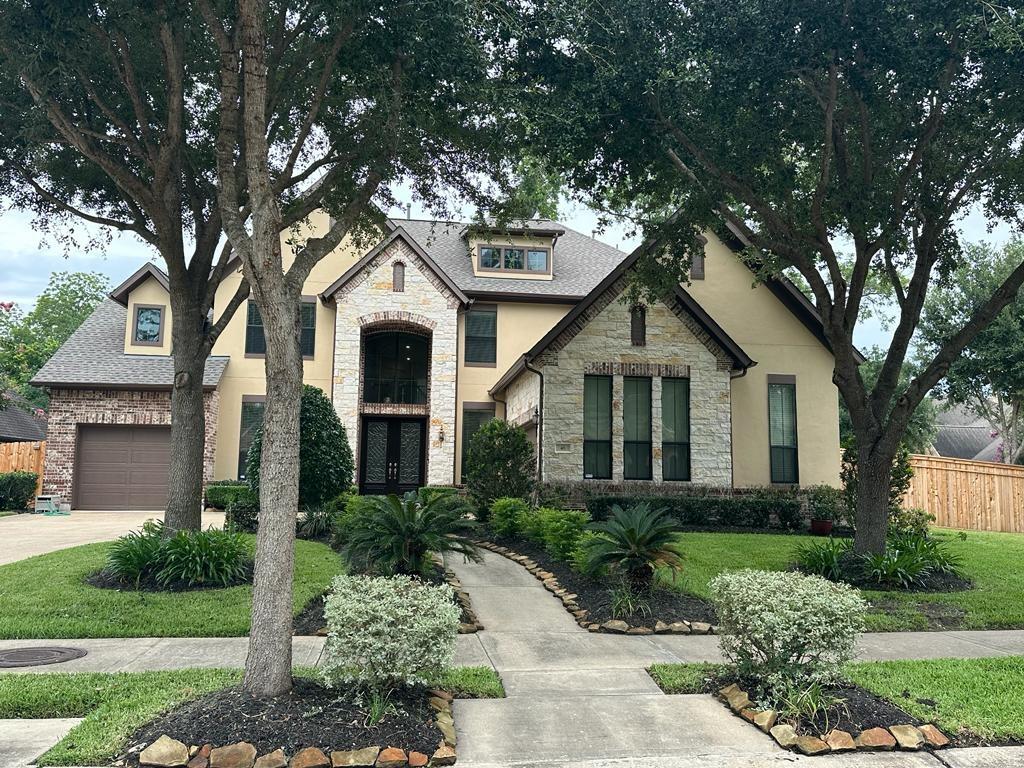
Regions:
[[43, 388, 219, 502]]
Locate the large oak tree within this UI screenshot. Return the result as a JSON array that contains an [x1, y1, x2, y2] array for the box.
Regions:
[[514, 0, 1024, 553]]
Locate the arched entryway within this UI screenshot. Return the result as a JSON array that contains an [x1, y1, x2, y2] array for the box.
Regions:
[[358, 326, 432, 494]]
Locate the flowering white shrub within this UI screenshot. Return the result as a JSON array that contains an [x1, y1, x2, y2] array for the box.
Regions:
[[709, 569, 866, 695], [320, 574, 460, 691]]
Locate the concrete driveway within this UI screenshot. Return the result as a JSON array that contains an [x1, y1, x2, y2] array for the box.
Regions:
[[0, 509, 226, 566]]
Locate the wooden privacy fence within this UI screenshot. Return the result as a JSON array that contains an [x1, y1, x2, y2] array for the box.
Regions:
[[0, 440, 46, 495], [903, 454, 1024, 533]]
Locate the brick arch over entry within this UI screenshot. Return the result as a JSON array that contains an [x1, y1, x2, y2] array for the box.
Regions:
[[358, 310, 436, 331]]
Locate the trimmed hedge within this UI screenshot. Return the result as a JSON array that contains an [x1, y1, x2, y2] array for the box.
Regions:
[[0, 471, 37, 511], [204, 482, 251, 510], [586, 493, 801, 530], [225, 491, 259, 533]]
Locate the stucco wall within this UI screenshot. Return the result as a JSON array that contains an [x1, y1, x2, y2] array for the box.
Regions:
[[332, 238, 460, 486], [42, 388, 219, 503], [540, 291, 733, 486]]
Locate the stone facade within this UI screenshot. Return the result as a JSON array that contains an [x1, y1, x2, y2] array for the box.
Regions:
[[504, 370, 540, 426], [539, 287, 733, 485], [332, 238, 460, 486], [42, 387, 220, 501]]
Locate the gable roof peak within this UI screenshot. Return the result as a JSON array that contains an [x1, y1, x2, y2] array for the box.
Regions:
[[109, 262, 169, 306]]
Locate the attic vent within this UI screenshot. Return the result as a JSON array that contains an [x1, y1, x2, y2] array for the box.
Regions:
[[393, 261, 405, 292]]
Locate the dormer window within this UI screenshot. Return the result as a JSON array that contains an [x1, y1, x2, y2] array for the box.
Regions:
[[478, 245, 550, 275], [132, 305, 164, 346]]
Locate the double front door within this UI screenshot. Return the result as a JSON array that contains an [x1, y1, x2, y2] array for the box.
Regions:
[[359, 416, 426, 495]]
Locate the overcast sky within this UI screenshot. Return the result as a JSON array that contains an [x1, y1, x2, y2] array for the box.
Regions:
[[0, 191, 1014, 350]]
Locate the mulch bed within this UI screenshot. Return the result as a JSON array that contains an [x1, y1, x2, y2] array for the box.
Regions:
[[483, 528, 716, 627], [86, 565, 254, 593], [122, 678, 441, 764]]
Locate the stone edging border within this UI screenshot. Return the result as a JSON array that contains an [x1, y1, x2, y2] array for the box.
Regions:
[[718, 682, 951, 756], [443, 567, 483, 634], [476, 540, 717, 635], [135, 691, 458, 768]]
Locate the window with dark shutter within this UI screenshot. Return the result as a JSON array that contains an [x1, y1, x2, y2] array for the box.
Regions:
[[768, 378, 799, 483], [583, 375, 612, 479], [623, 376, 652, 479], [465, 306, 497, 365], [300, 300, 316, 358], [393, 261, 405, 292], [662, 377, 691, 481], [630, 306, 646, 346]]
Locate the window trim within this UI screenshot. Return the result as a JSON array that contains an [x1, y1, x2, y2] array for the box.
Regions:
[[244, 297, 318, 360], [623, 376, 653, 481], [238, 395, 266, 481], [630, 305, 646, 347], [476, 244, 552, 276], [661, 376, 691, 482], [464, 304, 498, 368], [583, 374, 613, 480], [131, 304, 165, 347], [767, 374, 799, 485]]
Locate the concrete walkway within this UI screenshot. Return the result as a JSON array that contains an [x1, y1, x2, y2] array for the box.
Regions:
[[0, 509, 225, 566], [1, 718, 81, 768]]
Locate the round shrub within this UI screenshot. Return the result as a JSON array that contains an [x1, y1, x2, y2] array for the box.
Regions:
[[320, 574, 460, 691], [0, 470, 38, 511], [709, 569, 866, 697], [225, 490, 259, 533], [247, 385, 354, 508], [490, 497, 530, 536], [463, 419, 535, 519]]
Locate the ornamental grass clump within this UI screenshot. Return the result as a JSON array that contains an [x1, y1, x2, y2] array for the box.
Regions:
[[320, 574, 461, 695], [709, 569, 866, 699]]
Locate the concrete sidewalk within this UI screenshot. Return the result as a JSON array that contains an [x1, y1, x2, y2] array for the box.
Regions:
[[1, 718, 81, 768]]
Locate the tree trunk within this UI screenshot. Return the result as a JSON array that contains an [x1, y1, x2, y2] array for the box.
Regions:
[[852, 445, 894, 555], [164, 297, 208, 532], [243, 290, 302, 698]]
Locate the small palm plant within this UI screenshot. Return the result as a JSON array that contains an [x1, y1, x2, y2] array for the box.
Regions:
[[344, 490, 482, 576], [581, 503, 684, 592]]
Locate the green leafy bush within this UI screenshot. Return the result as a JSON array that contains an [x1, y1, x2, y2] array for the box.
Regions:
[[463, 419, 534, 520], [247, 385, 354, 508], [709, 569, 866, 697], [105, 521, 252, 589], [297, 504, 337, 540], [204, 482, 251, 510], [805, 485, 848, 524], [795, 537, 852, 582], [344, 490, 482, 575], [889, 506, 935, 537], [0, 470, 37, 511], [586, 492, 799, 529], [569, 530, 603, 574], [320, 574, 460, 693], [579, 503, 683, 591], [537, 508, 591, 559], [225, 491, 259, 533], [331, 494, 376, 550], [419, 486, 459, 505], [490, 497, 530, 536]]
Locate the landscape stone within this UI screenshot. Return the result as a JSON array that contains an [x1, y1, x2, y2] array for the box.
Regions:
[[739, 708, 758, 723], [290, 748, 329, 768], [726, 689, 752, 712], [428, 696, 450, 712], [406, 752, 428, 767], [795, 736, 830, 755], [824, 730, 856, 752], [753, 710, 777, 732], [428, 689, 453, 703], [254, 749, 287, 768], [210, 743, 257, 768], [330, 747, 380, 767], [374, 747, 406, 768], [889, 725, 925, 750], [717, 684, 739, 698], [437, 719, 457, 747], [667, 622, 691, 634], [654, 620, 670, 634], [690, 621, 712, 634], [430, 746, 457, 766], [854, 728, 897, 751], [140, 735, 190, 767], [601, 620, 629, 633], [918, 724, 950, 748], [188, 745, 213, 768], [769, 724, 799, 748], [626, 626, 654, 635]]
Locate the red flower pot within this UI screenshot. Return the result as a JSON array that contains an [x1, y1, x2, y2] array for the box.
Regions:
[[810, 519, 834, 536]]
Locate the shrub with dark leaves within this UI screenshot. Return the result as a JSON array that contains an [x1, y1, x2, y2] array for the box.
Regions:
[[0, 470, 37, 511]]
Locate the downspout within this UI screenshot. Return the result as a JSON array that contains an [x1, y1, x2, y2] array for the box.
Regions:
[[525, 356, 545, 486]]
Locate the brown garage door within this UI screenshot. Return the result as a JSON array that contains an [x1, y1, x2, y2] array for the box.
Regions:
[[75, 425, 171, 510]]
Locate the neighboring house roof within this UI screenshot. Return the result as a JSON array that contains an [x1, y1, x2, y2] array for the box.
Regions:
[[108, 263, 170, 306], [0, 394, 46, 442], [931, 402, 1001, 461], [395, 218, 627, 300], [320, 227, 470, 305], [30, 299, 229, 391]]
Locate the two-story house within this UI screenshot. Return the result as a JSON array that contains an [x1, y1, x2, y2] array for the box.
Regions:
[[32, 213, 843, 509]]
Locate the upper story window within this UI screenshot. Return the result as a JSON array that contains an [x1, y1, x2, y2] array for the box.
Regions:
[[768, 375, 798, 484], [245, 299, 317, 358], [478, 245, 550, 274], [132, 305, 164, 346], [393, 261, 405, 292], [465, 305, 497, 366], [363, 331, 429, 404], [630, 306, 646, 346], [690, 252, 705, 280]]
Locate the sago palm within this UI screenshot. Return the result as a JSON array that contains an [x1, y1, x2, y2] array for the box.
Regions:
[[344, 490, 482, 576], [582, 503, 683, 591]]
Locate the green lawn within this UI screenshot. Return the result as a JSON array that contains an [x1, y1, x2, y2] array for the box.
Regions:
[[0, 538, 342, 638], [0, 666, 504, 766], [665, 529, 1024, 631]]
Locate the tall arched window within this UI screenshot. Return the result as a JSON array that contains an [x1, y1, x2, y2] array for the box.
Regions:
[[393, 261, 405, 292]]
